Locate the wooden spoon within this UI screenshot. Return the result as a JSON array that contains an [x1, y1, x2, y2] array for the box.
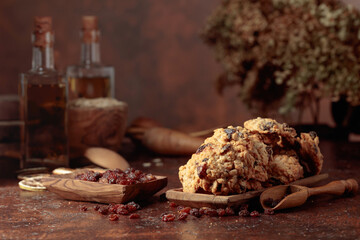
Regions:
[[260, 179, 358, 211], [84, 147, 130, 170]]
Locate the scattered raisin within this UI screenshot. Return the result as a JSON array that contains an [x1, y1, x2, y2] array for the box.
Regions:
[[80, 206, 87, 211], [177, 212, 188, 220], [169, 202, 178, 208], [250, 211, 260, 217], [93, 205, 100, 211], [217, 208, 226, 217], [108, 214, 119, 221], [126, 204, 138, 213], [239, 210, 250, 217], [264, 209, 275, 215], [129, 213, 140, 219], [199, 207, 207, 216], [179, 207, 191, 214], [204, 208, 218, 217], [98, 207, 109, 215], [117, 208, 129, 215], [162, 213, 176, 222], [190, 208, 201, 218], [225, 207, 235, 216]]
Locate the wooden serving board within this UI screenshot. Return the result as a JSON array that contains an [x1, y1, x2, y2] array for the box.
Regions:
[[166, 173, 328, 208], [41, 174, 167, 204]]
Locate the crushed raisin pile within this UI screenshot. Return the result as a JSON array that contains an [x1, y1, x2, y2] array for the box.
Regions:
[[75, 168, 156, 185]]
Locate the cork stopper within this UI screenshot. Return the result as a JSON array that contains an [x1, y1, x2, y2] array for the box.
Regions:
[[34, 16, 52, 33], [82, 16, 98, 30], [33, 16, 53, 48], [81, 16, 100, 43]]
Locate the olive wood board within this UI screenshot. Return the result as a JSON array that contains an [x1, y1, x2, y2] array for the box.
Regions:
[[166, 173, 328, 208], [41, 173, 168, 204]]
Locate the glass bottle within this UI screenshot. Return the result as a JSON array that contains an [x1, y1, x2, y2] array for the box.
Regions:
[[66, 16, 115, 100], [19, 16, 68, 169]]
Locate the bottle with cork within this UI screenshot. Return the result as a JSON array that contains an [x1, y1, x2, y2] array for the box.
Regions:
[[66, 16, 115, 100], [19, 16, 68, 169]]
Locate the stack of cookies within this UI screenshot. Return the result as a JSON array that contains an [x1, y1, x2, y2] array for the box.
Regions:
[[179, 117, 323, 195]]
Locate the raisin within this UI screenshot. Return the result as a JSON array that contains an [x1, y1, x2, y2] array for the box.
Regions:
[[197, 164, 207, 179], [239, 210, 250, 217], [108, 214, 119, 221], [161, 213, 176, 222], [129, 213, 140, 219], [108, 204, 117, 213], [309, 131, 317, 140], [221, 144, 231, 153], [116, 208, 129, 215], [126, 202, 140, 211], [264, 209, 275, 215], [126, 205, 137, 213], [179, 207, 191, 214], [178, 212, 188, 220], [93, 205, 100, 211], [199, 207, 207, 215], [261, 122, 274, 131], [224, 128, 236, 140], [196, 144, 208, 154], [80, 205, 87, 211], [204, 208, 218, 217], [190, 208, 201, 218], [225, 207, 235, 216], [250, 211, 260, 217], [98, 207, 109, 215], [202, 158, 209, 162], [169, 202, 178, 208], [217, 208, 226, 217]]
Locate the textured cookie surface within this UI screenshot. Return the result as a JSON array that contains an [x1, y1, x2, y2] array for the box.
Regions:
[[179, 118, 323, 195]]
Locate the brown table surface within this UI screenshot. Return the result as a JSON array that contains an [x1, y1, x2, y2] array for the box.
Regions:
[[1, 140, 360, 240]]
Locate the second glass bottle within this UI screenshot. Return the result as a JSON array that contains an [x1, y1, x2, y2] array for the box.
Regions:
[[67, 16, 115, 100]]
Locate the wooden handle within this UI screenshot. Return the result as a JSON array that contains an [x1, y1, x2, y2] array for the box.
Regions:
[[308, 179, 358, 197]]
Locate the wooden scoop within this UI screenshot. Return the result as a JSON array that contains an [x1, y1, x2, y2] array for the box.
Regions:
[[260, 179, 358, 211]]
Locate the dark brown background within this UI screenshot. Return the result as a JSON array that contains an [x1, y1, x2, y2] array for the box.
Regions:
[[0, 0, 359, 131]]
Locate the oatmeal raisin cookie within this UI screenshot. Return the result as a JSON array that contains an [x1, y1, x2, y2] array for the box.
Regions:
[[179, 118, 323, 195]]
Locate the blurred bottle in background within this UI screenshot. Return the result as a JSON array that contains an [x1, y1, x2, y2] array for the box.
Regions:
[[66, 16, 115, 100], [19, 16, 68, 169]]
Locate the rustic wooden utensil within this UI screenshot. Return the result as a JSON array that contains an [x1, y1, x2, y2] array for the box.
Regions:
[[141, 127, 204, 155], [260, 178, 358, 211], [84, 147, 130, 170], [41, 174, 167, 204], [166, 173, 328, 208]]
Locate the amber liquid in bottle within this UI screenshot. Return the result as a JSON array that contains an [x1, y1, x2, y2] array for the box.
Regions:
[[68, 76, 111, 99], [24, 83, 67, 166], [67, 16, 115, 101], [20, 17, 68, 168]]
